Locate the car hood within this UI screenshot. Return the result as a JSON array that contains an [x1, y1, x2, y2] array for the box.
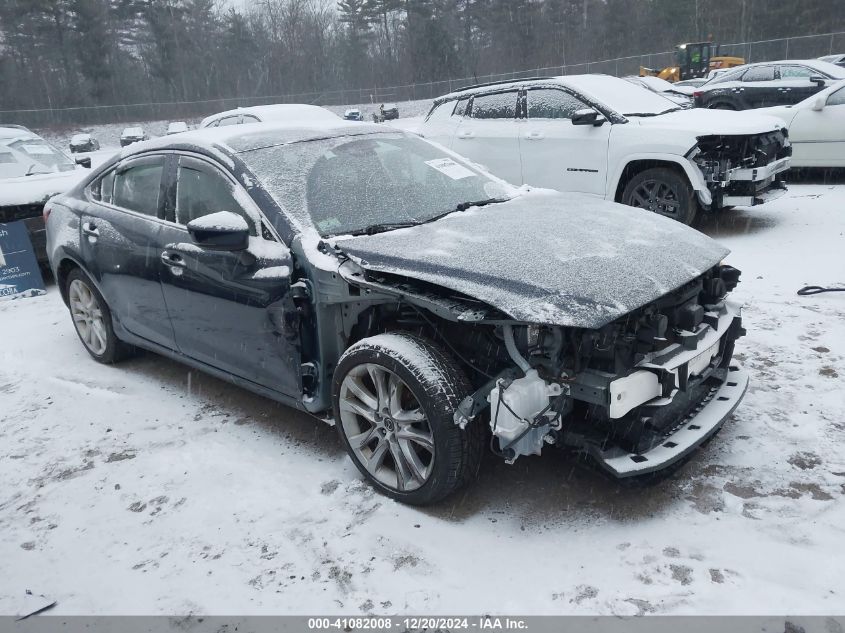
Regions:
[[334, 191, 729, 329], [632, 108, 786, 135], [0, 169, 86, 207]]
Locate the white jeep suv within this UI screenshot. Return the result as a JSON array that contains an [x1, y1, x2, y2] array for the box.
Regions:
[[419, 75, 791, 224]]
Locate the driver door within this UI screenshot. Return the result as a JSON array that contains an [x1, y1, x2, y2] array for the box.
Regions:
[[157, 154, 300, 396], [789, 86, 845, 167]]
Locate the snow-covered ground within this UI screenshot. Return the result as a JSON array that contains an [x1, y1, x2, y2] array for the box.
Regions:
[[1, 184, 844, 616]]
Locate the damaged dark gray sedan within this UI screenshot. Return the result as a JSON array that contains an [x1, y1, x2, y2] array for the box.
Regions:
[[46, 121, 748, 505]]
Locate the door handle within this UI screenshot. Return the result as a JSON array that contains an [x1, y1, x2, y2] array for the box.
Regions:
[[82, 222, 99, 237], [457, 131, 474, 139], [524, 131, 544, 140], [778, 87, 791, 92], [160, 251, 186, 268]]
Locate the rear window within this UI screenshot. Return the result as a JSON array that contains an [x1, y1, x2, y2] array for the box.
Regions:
[[742, 66, 776, 82], [112, 159, 164, 216]]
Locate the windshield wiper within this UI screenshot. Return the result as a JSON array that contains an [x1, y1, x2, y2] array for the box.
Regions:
[[350, 220, 422, 236], [423, 197, 510, 225], [346, 198, 508, 237], [625, 108, 682, 117]]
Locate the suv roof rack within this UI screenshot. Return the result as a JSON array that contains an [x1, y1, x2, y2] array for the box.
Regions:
[[452, 76, 555, 94]]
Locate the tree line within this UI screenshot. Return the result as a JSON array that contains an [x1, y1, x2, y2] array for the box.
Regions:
[[1, 0, 843, 115]]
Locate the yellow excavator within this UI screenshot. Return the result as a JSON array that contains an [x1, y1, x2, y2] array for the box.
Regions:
[[640, 41, 745, 82]]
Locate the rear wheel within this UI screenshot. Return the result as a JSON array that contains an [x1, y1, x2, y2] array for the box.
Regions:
[[333, 333, 483, 505], [622, 167, 698, 225], [66, 268, 133, 363]]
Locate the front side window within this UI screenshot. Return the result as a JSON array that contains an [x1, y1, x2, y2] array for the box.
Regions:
[[526, 89, 588, 119], [779, 65, 816, 79], [112, 158, 165, 216], [175, 158, 256, 235], [827, 86, 845, 106], [239, 132, 512, 237], [470, 91, 518, 119], [217, 116, 241, 127], [242, 115, 260, 124], [742, 66, 776, 82]]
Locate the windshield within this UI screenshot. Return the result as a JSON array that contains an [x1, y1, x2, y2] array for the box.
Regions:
[[240, 132, 511, 237], [0, 136, 75, 178], [571, 76, 681, 116]]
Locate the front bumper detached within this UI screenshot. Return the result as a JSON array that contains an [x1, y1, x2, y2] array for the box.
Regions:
[[591, 364, 748, 477]]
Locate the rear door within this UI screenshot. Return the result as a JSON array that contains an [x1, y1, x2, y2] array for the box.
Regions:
[[519, 87, 610, 195], [737, 65, 779, 108], [80, 154, 177, 348], [453, 90, 522, 184], [156, 154, 300, 396]]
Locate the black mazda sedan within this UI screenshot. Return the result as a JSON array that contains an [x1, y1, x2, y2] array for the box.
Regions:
[[45, 121, 748, 505]]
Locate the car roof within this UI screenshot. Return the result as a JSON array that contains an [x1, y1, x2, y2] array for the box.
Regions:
[[116, 119, 390, 161], [0, 126, 38, 139], [723, 58, 845, 77], [200, 104, 340, 127]]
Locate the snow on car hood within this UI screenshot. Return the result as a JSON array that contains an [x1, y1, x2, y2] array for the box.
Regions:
[[632, 108, 785, 135], [0, 169, 86, 207], [334, 191, 729, 329]]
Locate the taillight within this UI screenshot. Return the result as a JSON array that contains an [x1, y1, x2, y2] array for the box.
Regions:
[[693, 91, 703, 98], [43, 204, 52, 224]]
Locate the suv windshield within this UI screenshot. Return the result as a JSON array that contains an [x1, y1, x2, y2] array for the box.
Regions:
[[240, 132, 511, 237], [0, 136, 76, 178]]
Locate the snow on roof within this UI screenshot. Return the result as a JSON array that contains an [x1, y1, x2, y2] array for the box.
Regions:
[[122, 127, 144, 136], [733, 58, 845, 78], [0, 127, 37, 141], [200, 104, 341, 128], [117, 119, 387, 162], [71, 133, 91, 143]]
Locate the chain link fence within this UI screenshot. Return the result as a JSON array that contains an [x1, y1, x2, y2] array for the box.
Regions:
[[4, 30, 845, 129]]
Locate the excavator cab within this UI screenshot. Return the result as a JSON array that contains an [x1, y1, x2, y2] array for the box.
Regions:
[[675, 42, 713, 79]]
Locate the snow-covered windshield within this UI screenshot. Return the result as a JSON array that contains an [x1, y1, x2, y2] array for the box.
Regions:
[[240, 132, 511, 237], [0, 136, 75, 178], [570, 76, 681, 116], [71, 134, 90, 143], [123, 127, 143, 137]]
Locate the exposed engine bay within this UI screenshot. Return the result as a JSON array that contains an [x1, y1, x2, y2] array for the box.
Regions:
[[688, 130, 791, 208], [429, 263, 747, 476]]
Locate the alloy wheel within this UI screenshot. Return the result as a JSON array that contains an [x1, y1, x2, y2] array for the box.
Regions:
[[629, 179, 681, 219], [338, 363, 435, 492], [69, 279, 108, 356]]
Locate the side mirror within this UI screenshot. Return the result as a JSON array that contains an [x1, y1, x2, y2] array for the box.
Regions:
[[186, 211, 250, 251], [809, 75, 827, 87], [75, 156, 92, 169], [572, 108, 606, 126], [811, 95, 826, 111]]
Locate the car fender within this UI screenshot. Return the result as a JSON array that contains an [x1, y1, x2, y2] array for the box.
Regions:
[[607, 152, 711, 207]]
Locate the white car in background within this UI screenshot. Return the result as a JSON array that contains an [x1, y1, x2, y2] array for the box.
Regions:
[[419, 74, 791, 225], [166, 121, 189, 134], [756, 79, 845, 167], [0, 125, 87, 262], [200, 104, 340, 128]]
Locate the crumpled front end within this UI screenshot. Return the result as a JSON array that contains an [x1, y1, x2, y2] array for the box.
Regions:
[[453, 263, 748, 478], [687, 129, 792, 209]]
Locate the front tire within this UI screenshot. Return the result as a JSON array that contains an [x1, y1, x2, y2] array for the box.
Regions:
[[333, 333, 483, 505], [622, 166, 698, 225], [65, 268, 133, 364]]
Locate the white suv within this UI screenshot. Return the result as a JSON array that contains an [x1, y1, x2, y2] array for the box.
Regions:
[[419, 75, 791, 224]]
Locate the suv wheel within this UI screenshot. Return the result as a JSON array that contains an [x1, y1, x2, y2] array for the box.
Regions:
[[622, 167, 697, 225], [66, 268, 133, 363], [333, 333, 483, 505]]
